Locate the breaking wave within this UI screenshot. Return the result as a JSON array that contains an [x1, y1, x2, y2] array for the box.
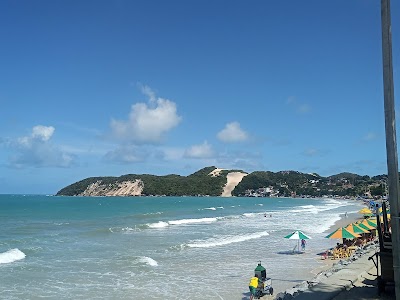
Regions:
[[146, 217, 219, 229], [137, 256, 158, 267], [0, 248, 26, 264], [187, 231, 270, 248]]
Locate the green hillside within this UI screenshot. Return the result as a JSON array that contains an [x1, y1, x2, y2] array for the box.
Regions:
[[56, 166, 389, 198]]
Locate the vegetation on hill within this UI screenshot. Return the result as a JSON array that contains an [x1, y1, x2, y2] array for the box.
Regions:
[[56, 167, 234, 196], [56, 166, 389, 198]]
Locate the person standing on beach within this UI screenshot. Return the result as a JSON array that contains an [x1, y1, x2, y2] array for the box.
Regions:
[[301, 239, 306, 251], [248, 274, 261, 300]]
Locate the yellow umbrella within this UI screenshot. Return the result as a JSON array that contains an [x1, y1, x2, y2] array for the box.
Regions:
[[325, 227, 360, 239], [358, 219, 375, 229], [345, 223, 369, 234], [358, 208, 372, 214], [357, 222, 374, 231]]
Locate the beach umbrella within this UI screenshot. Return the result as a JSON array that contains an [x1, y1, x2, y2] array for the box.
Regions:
[[358, 208, 372, 214], [343, 224, 359, 236], [358, 219, 376, 229], [345, 223, 369, 234], [365, 219, 377, 227], [284, 230, 311, 252], [357, 222, 374, 231], [363, 213, 374, 217], [325, 227, 360, 239]]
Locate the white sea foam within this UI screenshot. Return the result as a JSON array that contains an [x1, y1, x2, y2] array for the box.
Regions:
[[0, 249, 26, 264], [138, 256, 158, 267], [187, 231, 270, 248], [148, 221, 169, 228], [243, 213, 257, 217], [146, 217, 218, 229], [288, 204, 342, 215], [204, 207, 216, 210], [143, 211, 163, 215], [168, 217, 218, 225]]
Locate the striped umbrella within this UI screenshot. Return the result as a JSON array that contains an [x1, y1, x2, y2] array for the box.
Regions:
[[364, 219, 377, 227], [284, 230, 312, 240], [345, 223, 369, 234], [357, 222, 374, 231], [325, 227, 360, 239]]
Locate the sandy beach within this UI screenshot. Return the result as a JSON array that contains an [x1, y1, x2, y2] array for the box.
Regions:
[[272, 210, 379, 299], [271, 208, 396, 300]]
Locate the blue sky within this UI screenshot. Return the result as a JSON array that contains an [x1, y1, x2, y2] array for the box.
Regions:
[[1, 0, 400, 194]]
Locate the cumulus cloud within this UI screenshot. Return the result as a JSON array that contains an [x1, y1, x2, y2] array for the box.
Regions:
[[184, 141, 214, 159], [217, 122, 249, 143], [110, 86, 182, 144], [104, 145, 148, 164], [6, 125, 74, 168]]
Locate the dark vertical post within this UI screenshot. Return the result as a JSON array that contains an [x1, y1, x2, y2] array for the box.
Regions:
[[381, 0, 400, 296]]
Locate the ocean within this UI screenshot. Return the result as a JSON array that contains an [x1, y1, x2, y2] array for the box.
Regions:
[[0, 195, 365, 300]]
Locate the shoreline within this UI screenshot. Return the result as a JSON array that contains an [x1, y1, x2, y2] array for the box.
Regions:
[[273, 206, 370, 300]]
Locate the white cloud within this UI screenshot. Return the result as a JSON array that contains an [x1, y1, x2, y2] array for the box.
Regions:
[[32, 125, 54, 141], [104, 145, 148, 163], [7, 125, 74, 168], [110, 86, 182, 144], [140, 84, 156, 102], [217, 122, 249, 143], [184, 141, 214, 159]]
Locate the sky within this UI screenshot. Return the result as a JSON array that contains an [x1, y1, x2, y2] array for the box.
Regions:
[[1, 0, 400, 194]]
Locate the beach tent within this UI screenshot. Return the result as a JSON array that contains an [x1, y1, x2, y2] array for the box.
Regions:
[[325, 227, 360, 239], [284, 230, 311, 252]]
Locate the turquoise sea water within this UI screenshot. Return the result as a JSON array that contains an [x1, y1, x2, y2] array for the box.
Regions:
[[0, 195, 365, 299]]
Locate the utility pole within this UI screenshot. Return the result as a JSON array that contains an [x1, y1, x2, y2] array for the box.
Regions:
[[380, 0, 400, 297]]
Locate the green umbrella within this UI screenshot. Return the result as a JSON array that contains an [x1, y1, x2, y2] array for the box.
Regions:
[[284, 230, 311, 240], [346, 223, 369, 234], [365, 219, 377, 227], [357, 222, 374, 231], [284, 230, 311, 252], [325, 227, 360, 239]]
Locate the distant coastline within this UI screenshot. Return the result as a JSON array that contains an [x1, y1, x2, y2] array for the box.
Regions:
[[56, 166, 388, 201]]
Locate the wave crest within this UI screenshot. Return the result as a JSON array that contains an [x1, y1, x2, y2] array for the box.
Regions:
[[187, 231, 269, 248], [0, 248, 26, 264], [138, 256, 158, 267]]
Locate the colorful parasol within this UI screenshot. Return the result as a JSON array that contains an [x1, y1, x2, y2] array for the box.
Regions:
[[325, 227, 360, 239]]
